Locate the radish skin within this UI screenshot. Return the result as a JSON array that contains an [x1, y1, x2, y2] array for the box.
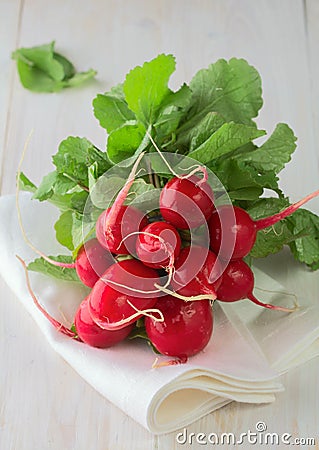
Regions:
[[209, 189, 319, 260]]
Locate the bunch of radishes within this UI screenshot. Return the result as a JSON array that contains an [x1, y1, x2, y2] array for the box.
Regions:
[[23, 150, 319, 365]]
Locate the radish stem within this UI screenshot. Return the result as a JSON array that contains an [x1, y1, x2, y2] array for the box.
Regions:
[[147, 131, 209, 183], [104, 152, 145, 232]]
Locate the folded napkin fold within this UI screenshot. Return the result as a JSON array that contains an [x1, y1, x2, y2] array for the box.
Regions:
[[0, 193, 318, 434]]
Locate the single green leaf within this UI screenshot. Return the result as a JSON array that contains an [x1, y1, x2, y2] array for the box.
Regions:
[[106, 122, 146, 163], [14, 59, 64, 93], [28, 255, 79, 282], [123, 54, 176, 126], [12, 41, 96, 92], [184, 58, 263, 130], [71, 214, 96, 258], [93, 85, 135, 133], [287, 209, 319, 269], [18, 172, 36, 193], [228, 187, 263, 200], [188, 122, 265, 164], [53, 174, 78, 195], [12, 41, 64, 81], [32, 171, 58, 201], [54, 210, 74, 250], [52, 136, 96, 186], [236, 123, 297, 174]]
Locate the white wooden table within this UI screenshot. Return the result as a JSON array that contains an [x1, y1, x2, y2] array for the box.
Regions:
[[1, 1, 318, 449]]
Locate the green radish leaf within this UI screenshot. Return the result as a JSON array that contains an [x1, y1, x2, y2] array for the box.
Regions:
[[89, 172, 125, 209], [212, 159, 280, 200], [18, 172, 37, 193], [28, 255, 79, 282], [53, 136, 97, 186], [54, 210, 74, 250], [12, 42, 64, 81], [107, 122, 146, 163], [187, 58, 263, 125], [154, 84, 192, 138], [14, 59, 64, 93], [236, 123, 297, 174], [53, 52, 75, 79], [123, 54, 176, 126], [188, 112, 226, 151], [12, 41, 96, 92], [32, 171, 58, 201], [228, 187, 263, 201], [70, 191, 90, 214], [71, 214, 96, 258], [188, 122, 265, 164], [93, 84, 135, 133], [287, 209, 319, 269]]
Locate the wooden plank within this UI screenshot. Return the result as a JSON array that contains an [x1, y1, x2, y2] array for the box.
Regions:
[[305, 0, 319, 212], [0, 0, 22, 192]]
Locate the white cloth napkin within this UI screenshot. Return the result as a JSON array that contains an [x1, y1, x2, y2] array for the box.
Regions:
[[0, 193, 317, 434]]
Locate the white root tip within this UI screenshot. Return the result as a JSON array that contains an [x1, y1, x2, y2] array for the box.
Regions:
[[92, 300, 164, 331], [154, 283, 216, 302]]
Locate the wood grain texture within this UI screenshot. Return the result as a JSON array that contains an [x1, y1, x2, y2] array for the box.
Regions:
[[0, 1, 318, 449], [306, 0, 319, 203], [0, 0, 22, 191]]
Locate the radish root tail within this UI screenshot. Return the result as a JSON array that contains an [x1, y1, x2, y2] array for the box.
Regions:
[[247, 293, 298, 313], [16, 255, 77, 338], [255, 189, 319, 230], [89, 300, 164, 331], [152, 355, 188, 369]]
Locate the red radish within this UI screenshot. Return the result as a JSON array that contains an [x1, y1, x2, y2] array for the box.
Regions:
[[209, 189, 319, 260], [88, 259, 161, 330], [145, 295, 213, 358], [18, 255, 135, 345], [171, 246, 222, 299], [216, 259, 296, 312], [159, 175, 214, 229], [75, 238, 114, 287], [96, 152, 148, 255], [96, 205, 148, 255], [136, 221, 181, 269], [74, 297, 133, 348]]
